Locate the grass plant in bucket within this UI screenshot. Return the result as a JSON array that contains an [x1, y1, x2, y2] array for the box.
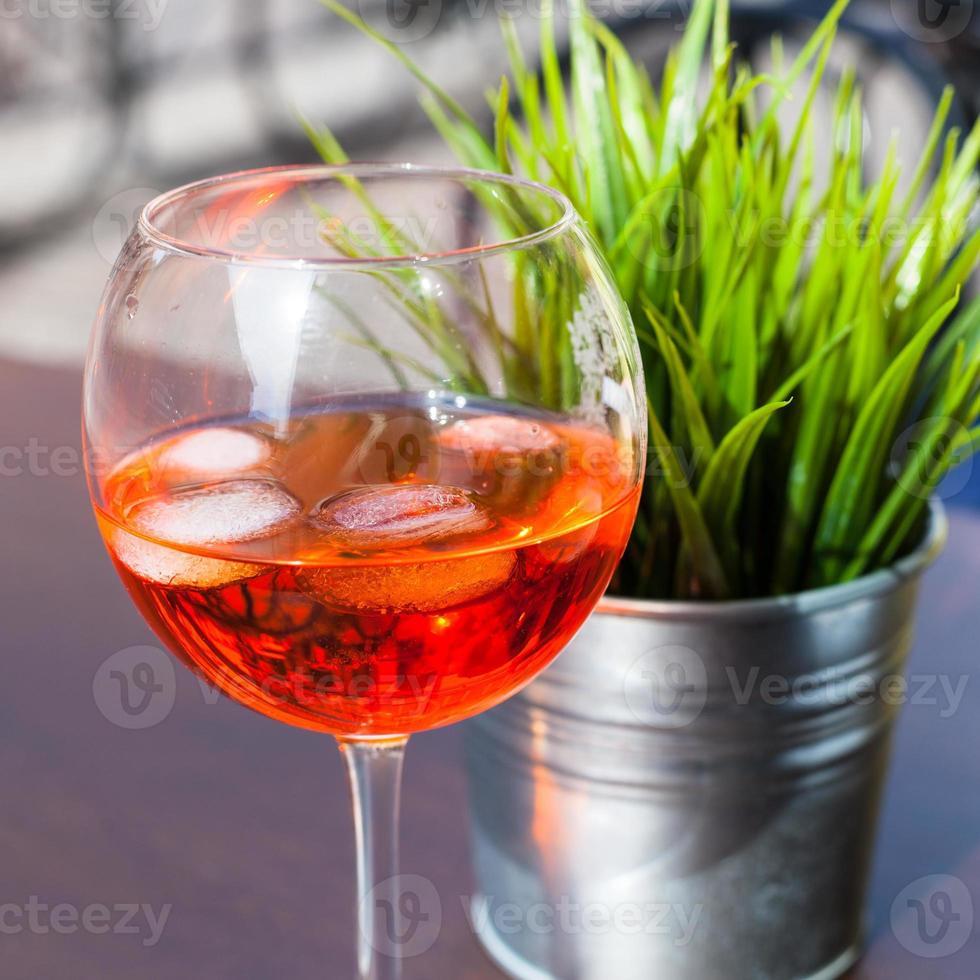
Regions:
[[311, 0, 979, 975]]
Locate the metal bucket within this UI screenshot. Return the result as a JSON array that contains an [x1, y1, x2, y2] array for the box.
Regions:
[[464, 505, 948, 980]]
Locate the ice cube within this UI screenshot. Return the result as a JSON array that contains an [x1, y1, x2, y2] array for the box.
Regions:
[[128, 479, 301, 547], [436, 416, 564, 512], [298, 550, 515, 613], [312, 484, 492, 551], [155, 427, 270, 480], [437, 415, 562, 459], [535, 484, 604, 564], [110, 527, 266, 589]]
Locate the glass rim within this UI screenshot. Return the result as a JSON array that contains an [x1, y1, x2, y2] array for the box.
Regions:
[[138, 163, 577, 269]]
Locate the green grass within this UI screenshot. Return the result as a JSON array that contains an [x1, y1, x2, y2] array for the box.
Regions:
[[311, 0, 980, 599]]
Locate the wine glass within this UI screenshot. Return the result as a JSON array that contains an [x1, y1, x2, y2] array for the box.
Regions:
[[83, 163, 645, 979]]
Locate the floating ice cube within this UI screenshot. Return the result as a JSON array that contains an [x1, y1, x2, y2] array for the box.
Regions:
[[304, 483, 509, 610], [436, 416, 565, 511], [437, 415, 562, 457], [129, 479, 301, 547], [110, 527, 266, 589], [312, 484, 492, 551], [156, 427, 270, 479], [111, 478, 297, 588], [299, 550, 515, 613], [536, 484, 604, 564]]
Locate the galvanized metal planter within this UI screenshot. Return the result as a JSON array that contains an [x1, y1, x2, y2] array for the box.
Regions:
[[464, 504, 948, 980]]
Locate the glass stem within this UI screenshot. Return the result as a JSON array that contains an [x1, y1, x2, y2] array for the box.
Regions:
[[338, 736, 410, 980]]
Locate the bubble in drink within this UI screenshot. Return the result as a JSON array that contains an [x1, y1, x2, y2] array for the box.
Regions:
[[128, 479, 301, 547], [110, 527, 266, 589], [312, 484, 493, 551]]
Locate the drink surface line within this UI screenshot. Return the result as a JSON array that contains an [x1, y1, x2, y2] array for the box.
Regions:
[[92, 486, 637, 568]]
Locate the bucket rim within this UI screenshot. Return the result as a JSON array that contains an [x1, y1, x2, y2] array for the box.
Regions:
[[598, 500, 948, 623]]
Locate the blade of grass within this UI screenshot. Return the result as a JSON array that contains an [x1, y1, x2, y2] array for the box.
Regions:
[[647, 399, 730, 598], [697, 400, 790, 582], [810, 289, 961, 583]]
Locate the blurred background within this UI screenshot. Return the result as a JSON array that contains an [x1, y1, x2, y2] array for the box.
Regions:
[[0, 2, 978, 978], [1, 0, 978, 494]]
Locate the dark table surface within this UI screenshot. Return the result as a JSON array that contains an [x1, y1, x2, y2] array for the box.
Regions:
[[1, 358, 978, 979]]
